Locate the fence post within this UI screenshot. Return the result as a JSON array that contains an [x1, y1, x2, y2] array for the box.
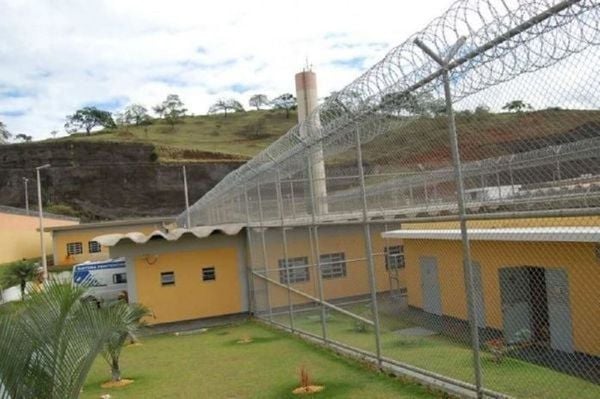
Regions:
[[414, 37, 484, 398], [307, 158, 328, 341], [243, 187, 256, 316], [275, 169, 295, 331], [355, 125, 383, 366], [256, 179, 273, 322]]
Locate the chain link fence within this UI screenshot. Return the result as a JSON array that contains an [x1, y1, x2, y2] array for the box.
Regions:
[[178, 0, 600, 397]]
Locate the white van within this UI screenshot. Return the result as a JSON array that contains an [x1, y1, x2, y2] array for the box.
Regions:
[[72, 258, 127, 303]]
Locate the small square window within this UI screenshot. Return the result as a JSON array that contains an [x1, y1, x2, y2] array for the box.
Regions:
[[113, 273, 127, 284], [161, 271, 175, 286], [66, 242, 83, 255], [320, 253, 347, 279], [384, 246, 405, 270], [88, 240, 102, 253], [202, 267, 216, 281], [278, 257, 310, 284]]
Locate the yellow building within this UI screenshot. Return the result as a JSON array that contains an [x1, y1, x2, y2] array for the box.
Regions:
[[95, 222, 406, 325], [96, 225, 248, 325], [0, 205, 78, 265], [45, 217, 174, 267], [382, 217, 600, 357]]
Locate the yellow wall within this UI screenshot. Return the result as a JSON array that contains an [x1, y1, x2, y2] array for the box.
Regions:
[[52, 222, 165, 267], [133, 246, 243, 324], [0, 212, 77, 265], [400, 217, 600, 356], [258, 223, 405, 308]]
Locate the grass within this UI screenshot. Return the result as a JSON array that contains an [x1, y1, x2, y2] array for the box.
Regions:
[[81, 321, 440, 399], [58, 109, 297, 162], [272, 304, 600, 399]]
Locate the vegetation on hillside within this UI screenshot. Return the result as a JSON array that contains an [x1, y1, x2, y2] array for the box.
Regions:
[[62, 109, 298, 161]]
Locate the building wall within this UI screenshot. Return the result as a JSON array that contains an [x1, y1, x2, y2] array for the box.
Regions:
[[52, 222, 166, 267], [258, 223, 405, 308], [400, 217, 600, 356], [110, 234, 248, 325], [0, 212, 77, 265]]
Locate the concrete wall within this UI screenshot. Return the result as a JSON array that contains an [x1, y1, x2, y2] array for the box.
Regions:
[[110, 233, 248, 325], [52, 222, 166, 267], [0, 211, 77, 265], [398, 217, 600, 356]]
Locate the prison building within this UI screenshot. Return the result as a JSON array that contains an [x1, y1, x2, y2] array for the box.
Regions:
[[95, 223, 407, 325], [44, 216, 174, 267], [382, 216, 600, 357], [0, 205, 79, 265]]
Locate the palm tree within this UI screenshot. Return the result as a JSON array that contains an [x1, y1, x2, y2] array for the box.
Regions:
[[0, 282, 139, 399], [0, 259, 39, 299], [102, 301, 149, 382]]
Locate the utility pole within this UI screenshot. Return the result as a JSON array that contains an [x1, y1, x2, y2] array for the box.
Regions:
[[23, 177, 29, 215], [36, 164, 51, 280], [182, 165, 191, 228]]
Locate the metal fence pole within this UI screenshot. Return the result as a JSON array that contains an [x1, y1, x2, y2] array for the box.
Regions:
[[243, 187, 256, 315], [307, 159, 328, 341], [414, 37, 484, 398], [275, 169, 295, 331], [355, 126, 383, 365], [256, 180, 273, 322]]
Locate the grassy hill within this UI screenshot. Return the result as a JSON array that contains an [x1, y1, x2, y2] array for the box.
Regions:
[[60, 109, 298, 162]]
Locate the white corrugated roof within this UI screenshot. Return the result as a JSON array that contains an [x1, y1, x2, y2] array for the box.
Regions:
[[94, 224, 245, 247], [381, 227, 600, 243]]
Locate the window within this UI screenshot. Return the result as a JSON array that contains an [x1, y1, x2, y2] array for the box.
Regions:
[[88, 240, 102, 253], [161, 271, 175, 286], [66, 242, 83, 256], [202, 267, 216, 281], [113, 273, 127, 284], [279, 257, 309, 284], [384, 246, 405, 270], [319, 253, 347, 279]]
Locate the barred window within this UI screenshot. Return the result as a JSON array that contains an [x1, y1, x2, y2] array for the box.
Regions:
[[66, 242, 83, 255], [279, 257, 309, 284], [112, 273, 127, 284], [88, 240, 102, 253], [384, 245, 405, 270], [202, 267, 216, 281], [320, 253, 347, 279], [161, 271, 175, 286]]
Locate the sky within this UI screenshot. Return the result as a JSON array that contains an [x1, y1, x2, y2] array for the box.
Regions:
[[0, 0, 454, 140]]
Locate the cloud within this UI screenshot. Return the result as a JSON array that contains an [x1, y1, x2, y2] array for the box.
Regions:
[[0, 0, 455, 139]]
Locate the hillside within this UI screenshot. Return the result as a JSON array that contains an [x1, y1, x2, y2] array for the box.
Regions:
[[60, 109, 298, 162]]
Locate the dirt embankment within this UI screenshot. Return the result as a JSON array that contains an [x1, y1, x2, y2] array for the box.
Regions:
[[0, 142, 242, 220]]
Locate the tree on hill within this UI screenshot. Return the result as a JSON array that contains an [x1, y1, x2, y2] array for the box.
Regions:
[[154, 94, 187, 128], [50, 129, 59, 139], [249, 94, 269, 110], [15, 133, 33, 142], [1, 120, 12, 144], [0, 259, 39, 298], [271, 93, 296, 119], [65, 107, 116, 135], [208, 99, 245, 117], [502, 100, 533, 113], [119, 104, 151, 126]]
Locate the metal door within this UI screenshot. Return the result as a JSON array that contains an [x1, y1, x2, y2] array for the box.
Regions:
[[499, 267, 531, 343], [420, 257, 443, 315], [472, 262, 486, 328], [545, 268, 574, 353]]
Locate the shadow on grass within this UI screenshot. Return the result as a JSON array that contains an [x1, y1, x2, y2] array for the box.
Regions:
[[222, 336, 284, 347]]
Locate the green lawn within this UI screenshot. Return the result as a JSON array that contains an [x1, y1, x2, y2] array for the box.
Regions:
[[271, 304, 600, 399], [81, 321, 439, 399]]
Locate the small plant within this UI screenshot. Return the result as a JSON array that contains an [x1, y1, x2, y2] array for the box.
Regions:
[[299, 365, 310, 389], [485, 338, 507, 363]]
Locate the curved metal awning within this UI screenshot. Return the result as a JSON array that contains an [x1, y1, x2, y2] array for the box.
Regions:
[[94, 224, 245, 247]]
